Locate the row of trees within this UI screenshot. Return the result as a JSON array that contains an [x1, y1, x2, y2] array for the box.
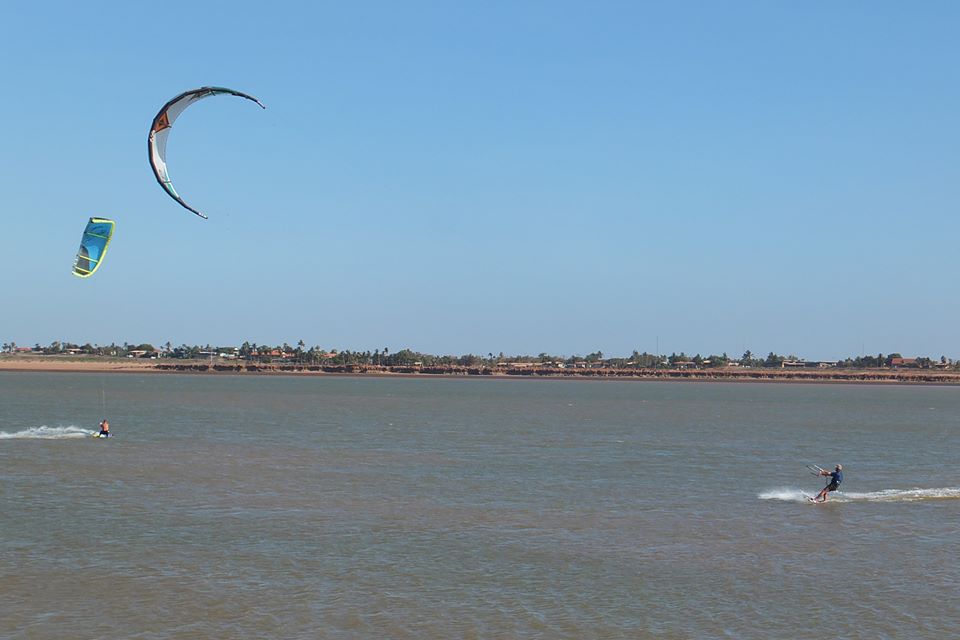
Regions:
[[836, 353, 947, 368], [1, 341, 158, 356], [1, 341, 955, 369]]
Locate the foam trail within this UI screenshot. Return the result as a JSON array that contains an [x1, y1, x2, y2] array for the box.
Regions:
[[0, 425, 94, 440], [759, 487, 960, 503], [842, 488, 960, 502], [758, 488, 811, 503]]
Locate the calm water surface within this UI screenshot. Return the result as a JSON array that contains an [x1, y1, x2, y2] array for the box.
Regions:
[[1, 372, 959, 638]]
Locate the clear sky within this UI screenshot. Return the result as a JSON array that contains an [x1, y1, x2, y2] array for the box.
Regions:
[[2, 2, 958, 360]]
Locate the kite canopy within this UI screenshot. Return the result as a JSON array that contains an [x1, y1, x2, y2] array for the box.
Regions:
[[72, 217, 115, 278], [148, 86, 265, 219]]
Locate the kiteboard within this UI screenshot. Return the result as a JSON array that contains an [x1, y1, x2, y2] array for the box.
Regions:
[[91, 433, 112, 438]]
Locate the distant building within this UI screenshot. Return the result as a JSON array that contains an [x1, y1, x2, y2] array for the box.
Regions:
[[781, 360, 837, 369], [245, 349, 295, 362], [890, 357, 918, 368]]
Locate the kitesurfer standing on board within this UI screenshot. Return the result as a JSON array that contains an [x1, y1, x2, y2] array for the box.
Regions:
[[813, 464, 842, 502], [98, 419, 110, 437]]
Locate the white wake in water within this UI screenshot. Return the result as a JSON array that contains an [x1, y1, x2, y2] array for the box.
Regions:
[[0, 425, 94, 440], [759, 487, 960, 503]]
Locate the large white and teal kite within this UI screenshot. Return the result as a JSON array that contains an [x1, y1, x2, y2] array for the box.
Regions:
[[148, 87, 265, 220], [72, 217, 115, 278]]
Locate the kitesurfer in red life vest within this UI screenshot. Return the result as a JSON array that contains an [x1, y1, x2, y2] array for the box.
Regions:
[[813, 464, 843, 502], [98, 419, 110, 437]]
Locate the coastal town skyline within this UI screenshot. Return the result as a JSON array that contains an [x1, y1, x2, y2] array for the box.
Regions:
[[2, 338, 954, 371]]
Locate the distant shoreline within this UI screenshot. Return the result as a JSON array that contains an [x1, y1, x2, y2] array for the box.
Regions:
[[2, 356, 960, 385]]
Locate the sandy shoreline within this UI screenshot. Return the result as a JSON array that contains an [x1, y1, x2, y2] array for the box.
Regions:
[[0, 358, 163, 373], [3, 356, 960, 385]]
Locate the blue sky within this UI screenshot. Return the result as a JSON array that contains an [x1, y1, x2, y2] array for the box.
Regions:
[[2, 2, 958, 360]]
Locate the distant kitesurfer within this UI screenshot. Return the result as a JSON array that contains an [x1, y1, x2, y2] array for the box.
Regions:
[[813, 464, 842, 502], [98, 419, 110, 437]]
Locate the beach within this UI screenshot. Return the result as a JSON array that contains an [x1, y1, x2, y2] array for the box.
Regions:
[[3, 355, 960, 384], [0, 356, 159, 373]]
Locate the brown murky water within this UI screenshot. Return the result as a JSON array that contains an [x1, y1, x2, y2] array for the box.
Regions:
[[2, 372, 959, 638]]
